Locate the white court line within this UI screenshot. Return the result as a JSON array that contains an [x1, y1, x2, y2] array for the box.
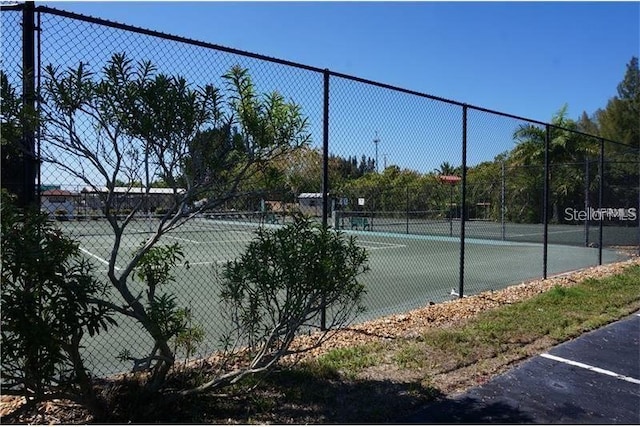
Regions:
[[203, 238, 253, 244], [510, 229, 583, 238], [185, 261, 217, 266], [130, 227, 197, 240], [129, 227, 252, 245], [79, 247, 121, 271], [358, 240, 407, 250], [175, 259, 234, 268], [358, 240, 407, 247], [540, 353, 640, 385], [362, 244, 407, 250], [165, 235, 202, 244]]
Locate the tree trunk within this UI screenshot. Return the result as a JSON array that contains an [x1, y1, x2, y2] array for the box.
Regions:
[[65, 334, 107, 421]]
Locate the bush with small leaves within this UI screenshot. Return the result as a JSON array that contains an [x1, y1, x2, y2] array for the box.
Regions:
[[126, 243, 204, 376], [208, 214, 368, 390]]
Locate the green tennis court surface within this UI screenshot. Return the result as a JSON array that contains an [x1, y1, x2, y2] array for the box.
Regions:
[[336, 211, 639, 246], [58, 218, 631, 376]]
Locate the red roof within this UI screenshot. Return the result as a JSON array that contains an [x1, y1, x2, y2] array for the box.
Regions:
[[437, 175, 461, 184]]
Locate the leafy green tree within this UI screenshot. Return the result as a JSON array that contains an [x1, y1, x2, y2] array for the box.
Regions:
[[0, 71, 22, 150], [597, 56, 639, 147], [465, 156, 506, 221], [335, 165, 446, 215], [577, 111, 599, 136], [358, 154, 376, 175], [0, 71, 38, 207], [584, 57, 639, 211], [434, 161, 459, 176], [511, 106, 595, 222], [578, 57, 638, 148], [329, 154, 361, 183], [114, 243, 204, 375], [1, 190, 115, 416], [576, 57, 639, 150], [40, 53, 310, 390], [281, 146, 323, 195]]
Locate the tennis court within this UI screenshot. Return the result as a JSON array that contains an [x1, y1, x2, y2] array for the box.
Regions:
[[58, 216, 630, 376], [336, 210, 640, 246]]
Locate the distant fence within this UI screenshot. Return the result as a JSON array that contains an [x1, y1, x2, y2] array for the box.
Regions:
[[2, 3, 638, 377]]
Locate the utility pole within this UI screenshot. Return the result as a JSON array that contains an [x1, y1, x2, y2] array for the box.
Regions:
[[373, 131, 380, 173]]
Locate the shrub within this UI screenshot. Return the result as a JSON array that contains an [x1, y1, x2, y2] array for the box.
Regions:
[[133, 243, 204, 364], [0, 191, 115, 414], [218, 214, 368, 377]]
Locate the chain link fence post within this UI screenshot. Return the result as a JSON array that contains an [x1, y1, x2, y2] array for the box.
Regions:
[[320, 69, 330, 331], [458, 105, 467, 298], [543, 125, 550, 279]]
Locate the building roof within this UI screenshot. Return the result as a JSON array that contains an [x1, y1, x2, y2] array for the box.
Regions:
[[42, 189, 76, 197], [437, 175, 462, 184], [81, 186, 185, 195], [298, 192, 323, 199]]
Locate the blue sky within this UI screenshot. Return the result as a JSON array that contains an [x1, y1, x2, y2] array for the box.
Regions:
[[11, 1, 639, 186], [39, 1, 638, 122]]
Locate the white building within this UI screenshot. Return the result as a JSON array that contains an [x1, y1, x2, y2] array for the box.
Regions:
[[41, 189, 77, 219], [79, 186, 186, 214]]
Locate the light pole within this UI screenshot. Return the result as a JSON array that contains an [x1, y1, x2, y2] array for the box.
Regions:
[[373, 131, 380, 173]]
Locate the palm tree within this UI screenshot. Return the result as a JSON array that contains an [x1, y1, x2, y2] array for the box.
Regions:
[[435, 161, 459, 176], [510, 106, 596, 223]]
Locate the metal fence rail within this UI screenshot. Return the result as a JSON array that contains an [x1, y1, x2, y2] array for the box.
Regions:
[[2, 3, 638, 377]]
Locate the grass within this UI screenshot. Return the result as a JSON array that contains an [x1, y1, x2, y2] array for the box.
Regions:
[[308, 264, 640, 380], [310, 342, 385, 378]]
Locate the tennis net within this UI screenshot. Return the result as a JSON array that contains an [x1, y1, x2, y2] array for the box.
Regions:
[[335, 210, 454, 230]]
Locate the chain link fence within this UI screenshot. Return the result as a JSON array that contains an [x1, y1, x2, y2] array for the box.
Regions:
[[2, 4, 638, 377]]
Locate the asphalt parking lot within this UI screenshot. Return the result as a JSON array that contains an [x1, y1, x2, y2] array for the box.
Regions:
[[403, 312, 640, 424]]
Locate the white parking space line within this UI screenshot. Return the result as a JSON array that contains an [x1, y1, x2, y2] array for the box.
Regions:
[[541, 353, 640, 385]]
